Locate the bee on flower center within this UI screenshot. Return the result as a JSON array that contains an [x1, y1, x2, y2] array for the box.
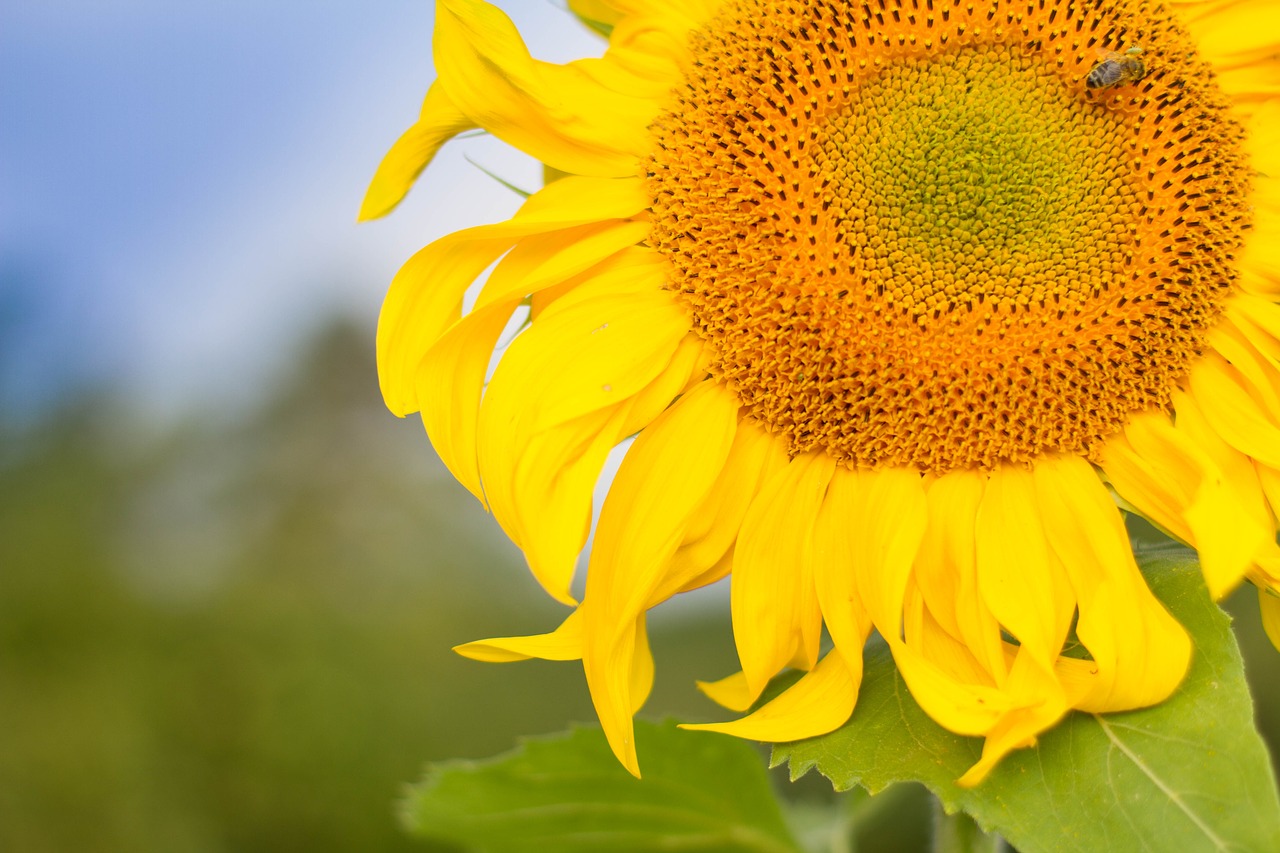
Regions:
[[1086, 46, 1147, 89]]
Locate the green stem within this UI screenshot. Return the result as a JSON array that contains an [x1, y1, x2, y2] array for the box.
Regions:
[[826, 784, 917, 853], [930, 798, 1005, 853]]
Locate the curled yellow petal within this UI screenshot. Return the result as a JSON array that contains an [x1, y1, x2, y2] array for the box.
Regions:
[[662, 420, 787, 599], [1033, 454, 1191, 713], [696, 670, 755, 714], [359, 83, 477, 220], [581, 381, 740, 775], [435, 0, 656, 175], [1100, 408, 1258, 599], [683, 648, 859, 742], [454, 609, 583, 662], [472, 257, 697, 603], [423, 220, 651, 503], [955, 653, 1072, 788], [890, 639, 1015, 737], [629, 615, 655, 714], [377, 175, 648, 417]]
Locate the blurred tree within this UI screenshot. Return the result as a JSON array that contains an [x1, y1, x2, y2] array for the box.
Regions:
[[0, 319, 599, 852]]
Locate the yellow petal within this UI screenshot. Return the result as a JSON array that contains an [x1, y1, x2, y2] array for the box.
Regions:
[[574, 18, 688, 98], [629, 615, 655, 713], [731, 452, 836, 699], [661, 421, 788, 599], [890, 639, 1015, 737], [474, 260, 697, 602], [569, 2, 723, 98], [1171, 390, 1279, 595], [582, 381, 740, 775], [812, 466, 874, 664], [377, 175, 648, 416], [1188, 355, 1280, 468], [1241, 99, 1280, 181], [454, 609, 583, 662], [696, 670, 755, 713], [1032, 454, 1191, 713], [1257, 460, 1280, 521], [1208, 312, 1280, 426], [1174, 0, 1280, 58], [909, 514, 962, 641], [1242, 177, 1280, 299], [595, 19, 686, 85], [1099, 409, 1259, 597], [435, 0, 657, 176], [359, 83, 477, 220], [1175, 0, 1280, 104], [586, 620, 644, 775], [955, 651, 1072, 788], [487, 221, 653, 312], [503, 342, 703, 604], [1260, 587, 1280, 652], [622, 328, 704, 422], [918, 470, 1007, 684], [511, 259, 690, 435], [894, 566, 1086, 777], [683, 648, 859, 742], [476, 251, 682, 453], [570, 0, 721, 27], [1230, 294, 1280, 366], [849, 467, 929, 643], [673, 548, 735, 598], [423, 221, 651, 502], [1097, 413, 1198, 544], [974, 464, 1074, 672], [500, 407, 629, 603], [902, 586, 996, 688]]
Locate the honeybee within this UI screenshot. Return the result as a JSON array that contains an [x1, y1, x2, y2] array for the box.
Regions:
[[1086, 46, 1146, 89]]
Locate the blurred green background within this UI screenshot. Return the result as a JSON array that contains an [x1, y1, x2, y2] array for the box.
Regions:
[[0, 319, 750, 852], [2, 318, 1277, 852]]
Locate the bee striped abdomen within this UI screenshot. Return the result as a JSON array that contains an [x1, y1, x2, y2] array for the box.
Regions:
[[1086, 47, 1146, 89]]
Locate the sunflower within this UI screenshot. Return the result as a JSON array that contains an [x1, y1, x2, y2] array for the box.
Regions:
[[362, 0, 1280, 785]]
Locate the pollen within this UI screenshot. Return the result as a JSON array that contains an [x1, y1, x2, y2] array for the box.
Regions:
[[646, 0, 1251, 474]]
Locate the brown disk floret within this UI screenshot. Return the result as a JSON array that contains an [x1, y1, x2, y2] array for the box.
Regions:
[[646, 0, 1251, 474]]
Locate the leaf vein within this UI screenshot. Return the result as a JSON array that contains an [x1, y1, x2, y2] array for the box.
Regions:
[[1096, 715, 1233, 851]]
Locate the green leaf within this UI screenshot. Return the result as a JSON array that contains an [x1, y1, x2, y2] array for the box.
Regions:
[[402, 720, 804, 853], [774, 559, 1280, 852]]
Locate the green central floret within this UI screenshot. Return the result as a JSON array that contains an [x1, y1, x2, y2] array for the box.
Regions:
[[818, 47, 1141, 317]]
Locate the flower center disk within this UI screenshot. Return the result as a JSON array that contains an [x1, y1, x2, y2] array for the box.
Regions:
[[647, 0, 1250, 474]]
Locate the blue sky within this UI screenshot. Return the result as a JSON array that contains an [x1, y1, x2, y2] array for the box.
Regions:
[[1, 2, 601, 415]]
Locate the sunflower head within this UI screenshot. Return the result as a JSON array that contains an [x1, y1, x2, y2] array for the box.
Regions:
[[366, 0, 1280, 786], [648, 0, 1251, 474]]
